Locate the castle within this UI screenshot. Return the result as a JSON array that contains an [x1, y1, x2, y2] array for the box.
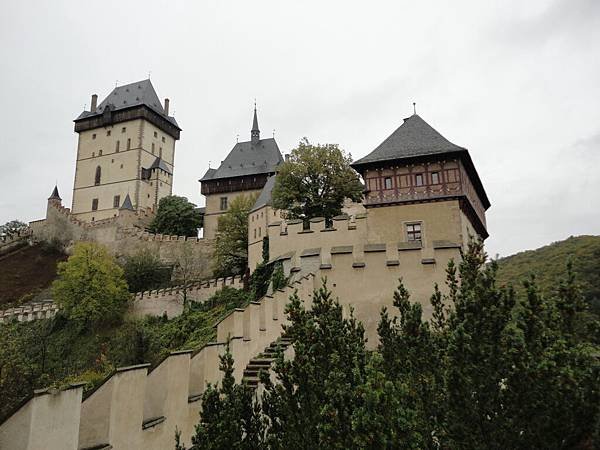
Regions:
[[1, 80, 490, 449]]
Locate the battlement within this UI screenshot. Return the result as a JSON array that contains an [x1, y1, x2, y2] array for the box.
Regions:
[[0, 301, 58, 324], [120, 226, 208, 244], [0, 274, 316, 450]]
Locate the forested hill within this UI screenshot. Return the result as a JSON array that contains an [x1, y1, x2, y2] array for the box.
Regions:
[[495, 235, 600, 313]]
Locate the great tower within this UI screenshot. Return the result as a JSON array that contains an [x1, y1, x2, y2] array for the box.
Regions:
[[71, 80, 181, 222]]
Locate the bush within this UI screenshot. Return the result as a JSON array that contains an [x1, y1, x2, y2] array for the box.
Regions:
[[121, 248, 172, 293]]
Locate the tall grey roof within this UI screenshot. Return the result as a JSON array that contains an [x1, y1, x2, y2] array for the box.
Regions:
[[75, 79, 179, 128], [119, 193, 134, 211], [252, 107, 259, 133], [149, 157, 172, 175], [200, 138, 283, 181], [251, 175, 277, 212], [352, 114, 465, 167], [48, 185, 61, 201]]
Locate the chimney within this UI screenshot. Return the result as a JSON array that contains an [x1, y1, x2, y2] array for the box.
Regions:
[[91, 94, 98, 113], [164, 98, 170, 115]]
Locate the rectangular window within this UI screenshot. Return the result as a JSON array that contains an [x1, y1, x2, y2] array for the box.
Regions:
[[406, 223, 422, 242], [159, 147, 163, 158], [384, 176, 393, 189], [127, 138, 131, 150], [431, 172, 440, 184], [115, 140, 120, 152], [107, 130, 111, 136], [154, 131, 158, 138], [415, 173, 424, 186], [91, 198, 99, 211], [220, 197, 228, 210], [161, 136, 165, 143], [254, 228, 256, 238], [445, 168, 459, 183], [121, 127, 126, 133], [92, 133, 96, 140], [151, 143, 155, 154], [98, 149, 103, 156], [113, 195, 121, 208], [258, 227, 261, 237]]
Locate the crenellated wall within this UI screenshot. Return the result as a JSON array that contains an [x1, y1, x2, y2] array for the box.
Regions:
[[0, 228, 32, 257], [0, 274, 315, 450]]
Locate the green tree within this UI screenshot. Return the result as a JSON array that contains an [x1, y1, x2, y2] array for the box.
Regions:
[[121, 248, 172, 293], [149, 196, 202, 237], [213, 194, 256, 277], [0, 219, 27, 238], [182, 343, 265, 450], [53, 242, 130, 329], [271, 138, 363, 224]]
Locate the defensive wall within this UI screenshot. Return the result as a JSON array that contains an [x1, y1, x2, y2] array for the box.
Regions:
[[0, 273, 316, 450], [262, 202, 468, 343], [29, 200, 214, 279], [0, 228, 32, 257]]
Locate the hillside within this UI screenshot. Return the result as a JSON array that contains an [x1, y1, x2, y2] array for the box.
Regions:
[[495, 235, 600, 313], [0, 244, 66, 307]]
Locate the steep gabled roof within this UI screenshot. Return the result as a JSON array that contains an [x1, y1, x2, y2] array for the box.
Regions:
[[200, 138, 283, 181], [75, 79, 179, 128], [352, 114, 465, 167], [149, 157, 172, 175], [48, 185, 61, 201], [251, 175, 277, 212]]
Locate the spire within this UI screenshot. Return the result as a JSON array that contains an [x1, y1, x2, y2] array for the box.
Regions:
[[251, 102, 260, 144], [119, 193, 134, 211], [48, 185, 61, 201]]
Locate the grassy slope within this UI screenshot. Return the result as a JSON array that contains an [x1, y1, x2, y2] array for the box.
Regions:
[[495, 235, 600, 312]]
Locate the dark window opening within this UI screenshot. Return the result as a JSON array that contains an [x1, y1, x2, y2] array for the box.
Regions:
[[406, 223, 422, 242], [95, 166, 102, 185], [92, 133, 96, 140], [220, 197, 228, 211], [121, 127, 126, 133], [107, 130, 111, 136], [113, 195, 121, 208], [127, 138, 131, 150], [91, 198, 99, 211], [115, 140, 120, 152]]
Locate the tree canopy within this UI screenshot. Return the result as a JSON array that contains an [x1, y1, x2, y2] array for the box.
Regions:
[[271, 139, 363, 224], [52, 242, 130, 329], [0, 220, 27, 238], [149, 195, 203, 237], [213, 194, 256, 277]]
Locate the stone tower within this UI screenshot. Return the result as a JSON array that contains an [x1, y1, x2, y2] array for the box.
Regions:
[[71, 80, 181, 222]]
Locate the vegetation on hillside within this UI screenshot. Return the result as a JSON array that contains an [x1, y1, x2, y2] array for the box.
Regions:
[[271, 138, 363, 225], [213, 194, 257, 277], [149, 195, 203, 237], [0, 220, 27, 238], [120, 247, 173, 293], [496, 235, 600, 314], [184, 241, 600, 449]]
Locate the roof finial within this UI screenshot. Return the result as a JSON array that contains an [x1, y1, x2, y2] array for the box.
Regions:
[[251, 101, 260, 144], [413, 102, 416, 115], [273, 129, 276, 138], [148, 70, 151, 79], [236, 134, 239, 143], [115, 80, 119, 87]]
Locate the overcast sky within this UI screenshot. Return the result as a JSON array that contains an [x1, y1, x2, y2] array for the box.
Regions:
[[1, 0, 598, 258]]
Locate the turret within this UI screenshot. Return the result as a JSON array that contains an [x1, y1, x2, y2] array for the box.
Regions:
[[251, 105, 260, 144]]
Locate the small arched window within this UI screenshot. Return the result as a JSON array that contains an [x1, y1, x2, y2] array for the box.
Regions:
[[95, 166, 102, 185]]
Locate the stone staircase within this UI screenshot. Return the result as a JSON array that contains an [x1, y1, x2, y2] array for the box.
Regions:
[[242, 336, 293, 388]]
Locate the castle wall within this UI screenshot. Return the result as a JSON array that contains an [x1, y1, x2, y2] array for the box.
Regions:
[[203, 189, 262, 239]]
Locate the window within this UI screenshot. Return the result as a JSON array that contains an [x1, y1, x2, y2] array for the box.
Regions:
[[151, 143, 155, 154], [127, 138, 131, 150], [92, 133, 96, 140], [254, 229, 257, 238], [121, 127, 126, 133], [94, 166, 101, 185], [154, 131, 158, 138], [415, 173, 424, 186], [91, 198, 99, 211], [431, 172, 440, 184], [107, 130, 111, 136], [159, 147, 163, 158], [113, 195, 121, 208], [384, 176, 393, 189], [120, 164, 123, 169], [406, 223, 422, 242], [92, 152, 95, 157], [98, 149, 103, 156], [115, 140, 120, 152], [220, 197, 228, 210], [258, 227, 261, 237], [251, 215, 254, 222], [161, 136, 165, 143]]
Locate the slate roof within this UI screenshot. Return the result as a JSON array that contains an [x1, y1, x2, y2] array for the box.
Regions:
[[48, 185, 61, 201], [352, 114, 465, 167], [200, 138, 283, 181], [119, 194, 134, 211], [149, 157, 172, 175], [75, 79, 179, 128], [251, 175, 277, 212]]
